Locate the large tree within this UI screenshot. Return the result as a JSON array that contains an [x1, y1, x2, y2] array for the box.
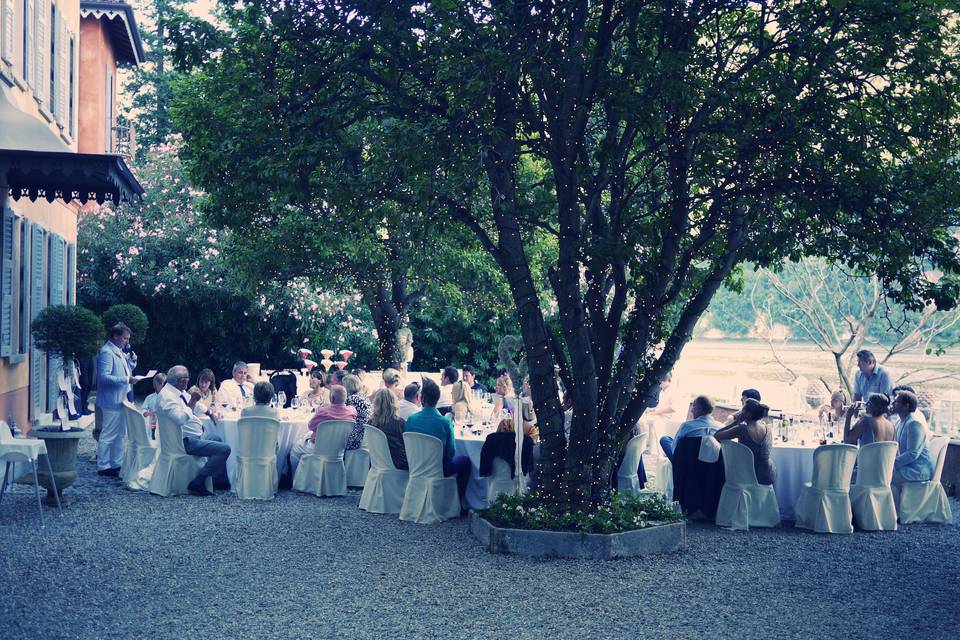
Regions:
[[174, 1, 960, 509]]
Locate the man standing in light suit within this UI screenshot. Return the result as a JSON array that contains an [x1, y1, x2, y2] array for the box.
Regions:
[[95, 323, 136, 477]]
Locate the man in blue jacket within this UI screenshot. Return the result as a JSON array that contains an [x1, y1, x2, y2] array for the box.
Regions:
[[95, 323, 136, 476]]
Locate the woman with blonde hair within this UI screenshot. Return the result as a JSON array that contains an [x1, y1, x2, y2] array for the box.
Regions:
[[305, 368, 329, 407], [369, 388, 408, 470]]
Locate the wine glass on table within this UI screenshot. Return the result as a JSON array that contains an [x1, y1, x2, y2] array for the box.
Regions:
[[269, 394, 278, 409], [290, 396, 301, 411], [278, 391, 287, 409]]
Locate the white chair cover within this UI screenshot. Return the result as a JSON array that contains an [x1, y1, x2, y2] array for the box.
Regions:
[[148, 413, 212, 497], [897, 435, 953, 524], [0, 421, 60, 525], [358, 427, 408, 514], [344, 445, 370, 488], [616, 435, 646, 496], [399, 432, 460, 524], [715, 440, 780, 530], [645, 455, 674, 500], [234, 416, 280, 500], [794, 444, 857, 534], [292, 420, 353, 497], [850, 441, 898, 531], [486, 457, 518, 505], [120, 402, 158, 491]]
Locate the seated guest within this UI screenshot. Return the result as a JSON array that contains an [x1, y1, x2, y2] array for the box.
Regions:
[[241, 382, 280, 419], [890, 385, 928, 428], [891, 391, 935, 485], [290, 385, 357, 470], [141, 372, 167, 439], [659, 395, 720, 461], [219, 361, 255, 407], [462, 365, 487, 394], [398, 382, 422, 420], [450, 379, 475, 419], [188, 369, 218, 413], [369, 388, 408, 470], [438, 365, 458, 408], [381, 368, 403, 400], [305, 368, 329, 407], [818, 389, 848, 427], [159, 366, 231, 495], [491, 375, 515, 417], [721, 388, 763, 428], [327, 368, 347, 388], [843, 392, 894, 446], [405, 378, 471, 508], [342, 374, 371, 451], [714, 398, 776, 485]]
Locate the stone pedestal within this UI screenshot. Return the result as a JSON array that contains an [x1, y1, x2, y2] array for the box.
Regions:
[[30, 428, 87, 505]]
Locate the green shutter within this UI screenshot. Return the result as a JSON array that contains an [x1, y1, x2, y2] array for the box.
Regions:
[[46, 234, 65, 411], [29, 223, 46, 420], [0, 207, 14, 357]]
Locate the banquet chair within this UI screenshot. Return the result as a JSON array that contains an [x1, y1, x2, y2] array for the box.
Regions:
[[399, 432, 460, 524], [715, 441, 780, 531], [148, 413, 212, 497], [849, 441, 898, 531], [486, 458, 519, 505], [292, 420, 353, 497], [344, 446, 370, 488], [120, 402, 159, 491], [896, 435, 953, 524], [358, 427, 408, 514], [616, 435, 646, 497], [793, 444, 857, 534], [234, 416, 280, 500], [0, 421, 62, 526]]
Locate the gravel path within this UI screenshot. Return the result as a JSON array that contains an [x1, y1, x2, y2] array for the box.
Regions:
[[2, 437, 958, 640]]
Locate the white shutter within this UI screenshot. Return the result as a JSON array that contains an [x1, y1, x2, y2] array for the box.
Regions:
[[1, 0, 15, 66], [24, 0, 34, 86], [34, 0, 47, 106], [29, 223, 46, 420], [56, 14, 67, 125]]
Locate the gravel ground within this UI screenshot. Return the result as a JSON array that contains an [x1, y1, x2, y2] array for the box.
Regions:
[[2, 437, 959, 640]]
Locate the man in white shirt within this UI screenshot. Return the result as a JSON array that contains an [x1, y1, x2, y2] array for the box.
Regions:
[[659, 395, 721, 461], [160, 365, 231, 495], [398, 382, 422, 420], [219, 361, 255, 408]]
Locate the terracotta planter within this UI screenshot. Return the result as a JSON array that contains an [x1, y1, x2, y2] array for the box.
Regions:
[[30, 428, 87, 505]]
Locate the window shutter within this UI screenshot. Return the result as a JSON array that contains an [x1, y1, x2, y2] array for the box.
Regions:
[[0, 207, 16, 357], [29, 223, 46, 420], [34, 0, 47, 106], [56, 15, 67, 127], [24, 0, 34, 86], [46, 234, 64, 410], [66, 241, 75, 304], [1, 0, 14, 66], [0, 207, 15, 357]]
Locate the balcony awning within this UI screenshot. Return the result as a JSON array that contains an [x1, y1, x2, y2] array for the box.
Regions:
[[0, 84, 143, 205]]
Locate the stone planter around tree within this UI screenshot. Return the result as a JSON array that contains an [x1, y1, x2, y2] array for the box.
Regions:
[[470, 511, 687, 560], [30, 427, 88, 505]]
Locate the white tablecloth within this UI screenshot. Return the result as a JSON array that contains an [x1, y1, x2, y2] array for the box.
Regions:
[[203, 412, 311, 485], [771, 442, 817, 520]]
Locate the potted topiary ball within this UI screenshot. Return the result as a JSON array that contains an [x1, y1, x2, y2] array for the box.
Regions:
[[29, 305, 104, 504], [102, 303, 148, 345]]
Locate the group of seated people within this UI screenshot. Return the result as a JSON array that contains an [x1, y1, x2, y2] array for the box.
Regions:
[[654, 349, 939, 494]]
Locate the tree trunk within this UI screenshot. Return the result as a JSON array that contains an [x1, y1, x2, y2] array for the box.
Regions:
[[368, 286, 403, 370]]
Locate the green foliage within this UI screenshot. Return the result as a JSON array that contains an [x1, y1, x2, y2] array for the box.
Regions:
[[31, 306, 104, 360], [484, 491, 683, 534], [102, 304, 149, 345]]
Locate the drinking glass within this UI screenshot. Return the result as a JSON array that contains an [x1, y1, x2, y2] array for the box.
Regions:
[[290, 396, 301, 410], [278, 391, 287, 408], [269, 395, 278, 408]]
